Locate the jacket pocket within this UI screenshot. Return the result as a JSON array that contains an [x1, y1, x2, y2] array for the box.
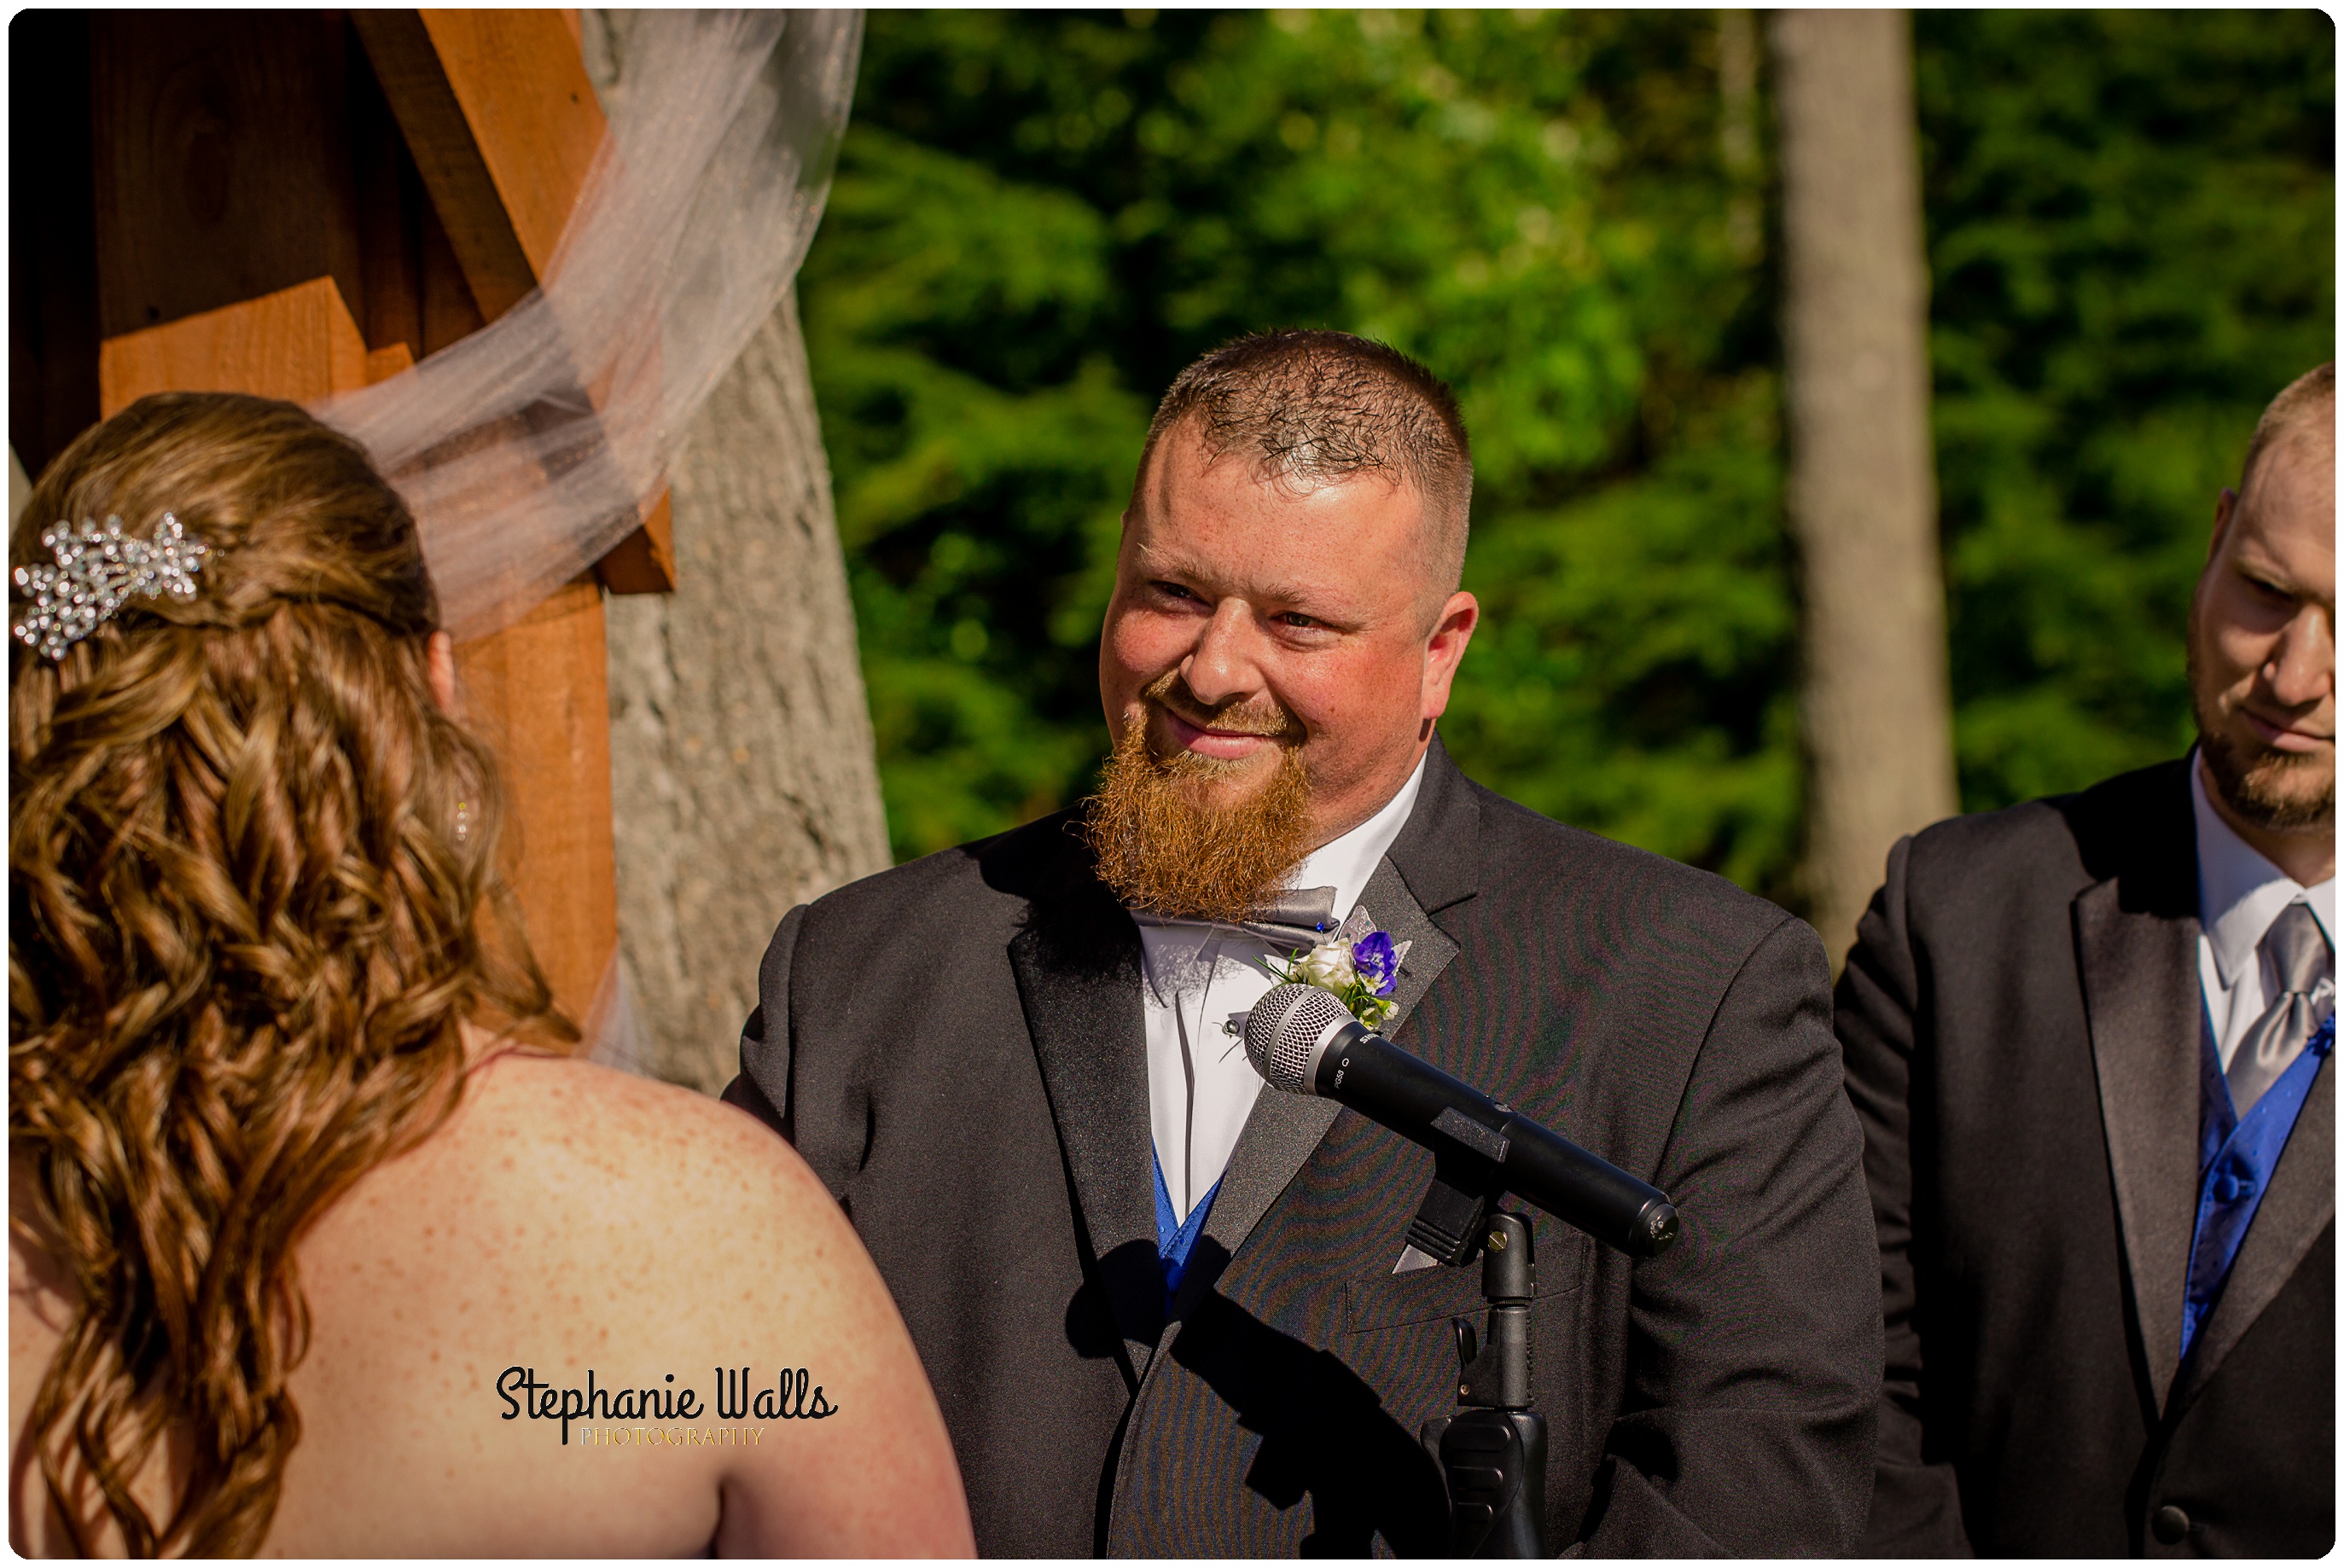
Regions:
[[1341, 1222, 1589, 1333]]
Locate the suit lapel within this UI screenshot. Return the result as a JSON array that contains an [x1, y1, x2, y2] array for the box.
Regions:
[[1166, 741, 1481, 1320], [1178, 855, 1466, 1310], [1009, 891, 1160, 1380], [1109, 744, 1489, 1548], [2176, 1050, 2334, 1410], [2074, 875, 2202, 1413]]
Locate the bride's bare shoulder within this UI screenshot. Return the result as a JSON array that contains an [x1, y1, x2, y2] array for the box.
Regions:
[[312, 1049, 845, 1299], [459, 1048, 798, 1173]]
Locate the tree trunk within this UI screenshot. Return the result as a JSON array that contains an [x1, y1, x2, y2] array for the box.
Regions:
[[1771, 9, 1958, 966], [586, 13, 891, 1092]]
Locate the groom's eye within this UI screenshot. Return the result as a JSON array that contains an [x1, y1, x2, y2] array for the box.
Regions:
[[2242, 571, 2293, 605], [1150, 580, 1202, 604], [1276, 611, 1325, 630]]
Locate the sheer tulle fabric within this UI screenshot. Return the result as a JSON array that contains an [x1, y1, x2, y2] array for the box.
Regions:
[[316, 9, 862, 639]]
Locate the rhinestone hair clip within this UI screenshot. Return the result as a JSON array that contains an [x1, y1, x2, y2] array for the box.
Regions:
[[12, 514, 209, 661]]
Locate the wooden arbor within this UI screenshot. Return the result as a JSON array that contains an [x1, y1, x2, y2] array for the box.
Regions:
[[9, 10, 671, 1027]]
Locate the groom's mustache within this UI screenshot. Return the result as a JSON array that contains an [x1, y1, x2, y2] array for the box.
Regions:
[[1141, 670, 1306, 746]]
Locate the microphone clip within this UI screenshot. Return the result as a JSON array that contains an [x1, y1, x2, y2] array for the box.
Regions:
[[1421, 1210, 1548, 1556], [1404, 1156, 1503, 1268]]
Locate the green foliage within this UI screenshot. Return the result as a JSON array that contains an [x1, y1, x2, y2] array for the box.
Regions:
[[799, 9, 2331, 895], [802, 10, 1793, 888], [1919, 10, 2334, 808]]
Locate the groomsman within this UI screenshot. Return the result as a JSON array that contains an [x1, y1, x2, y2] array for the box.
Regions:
[[1841, 364, 2335, 1555], [727, 330, 1881, 1554]]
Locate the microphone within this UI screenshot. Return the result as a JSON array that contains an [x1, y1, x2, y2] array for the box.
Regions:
[[1243, 983, 1680, 1258]]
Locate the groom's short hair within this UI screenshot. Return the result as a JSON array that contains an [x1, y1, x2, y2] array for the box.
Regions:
[[1132, 330, 1474, 593], [2238, 361, 2335, 500]]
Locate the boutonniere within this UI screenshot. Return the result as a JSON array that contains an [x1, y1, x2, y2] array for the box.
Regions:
[[1263, 907, 1412, 1031]]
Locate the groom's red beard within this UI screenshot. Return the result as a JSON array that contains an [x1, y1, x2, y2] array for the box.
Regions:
[[1085, 686, 1312, 923]]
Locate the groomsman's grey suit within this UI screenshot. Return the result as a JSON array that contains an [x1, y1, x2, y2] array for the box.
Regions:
[[1841, 758, 2333, 1556], [725, 740, 1881, 1555]]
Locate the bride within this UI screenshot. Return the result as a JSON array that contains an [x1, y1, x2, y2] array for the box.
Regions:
[[8, 393, 974, 1556]]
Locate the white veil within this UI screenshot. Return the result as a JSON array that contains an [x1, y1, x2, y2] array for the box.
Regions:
[[316, 9, 864, 639]]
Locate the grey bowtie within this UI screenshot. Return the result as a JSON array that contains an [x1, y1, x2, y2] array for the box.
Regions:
[[1242, 886, 1341, 948], [2226, 901, 2334, 1115], [1132, 886, 1340, 950]]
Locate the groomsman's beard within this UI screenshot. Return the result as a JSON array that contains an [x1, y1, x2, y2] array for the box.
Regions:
[[1086, 717, 1312, 923], [2192, 671, 2335, 833]]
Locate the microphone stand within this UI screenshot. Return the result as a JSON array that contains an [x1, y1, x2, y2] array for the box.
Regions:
[[1419, 1209, 1547, 1558]]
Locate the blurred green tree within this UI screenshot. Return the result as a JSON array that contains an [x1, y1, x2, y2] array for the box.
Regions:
[[1919, 10, 2334, 810], [797, 9, 2330, 898]]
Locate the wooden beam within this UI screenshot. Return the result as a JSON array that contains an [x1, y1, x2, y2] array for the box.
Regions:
[[352, 8, 673, 593], [417, 190, 490, 357], [451, 575, 619, 1029], [348, 8, 602, 312], [594, 493, 676, 594], [409, 9, 604, 282], [366, 342, 417, 385], [81, 10, 637, 1037], [349, 11, 561, 320], [90, 11, 361, 343], [9, 11, 100, 480], [100, 276, 369, 415]]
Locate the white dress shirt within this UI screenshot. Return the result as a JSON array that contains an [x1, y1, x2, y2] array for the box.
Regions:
[[1135, 755, 1428, 1224], [2190, 752, 2336, 1072]]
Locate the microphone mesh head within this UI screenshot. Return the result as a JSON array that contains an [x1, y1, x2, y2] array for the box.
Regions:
[[1244, 983, 1352, 1094]]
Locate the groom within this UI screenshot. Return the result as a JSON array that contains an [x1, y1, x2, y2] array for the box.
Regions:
[[725, 331, 1879, 1554]]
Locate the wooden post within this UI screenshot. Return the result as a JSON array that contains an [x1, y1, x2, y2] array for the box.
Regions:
[[15, 10, 668, 1031], [349, 9, 675, 592]]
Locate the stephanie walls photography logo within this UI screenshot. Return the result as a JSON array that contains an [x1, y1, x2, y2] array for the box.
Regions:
[[498, 1366, 840, 1448]]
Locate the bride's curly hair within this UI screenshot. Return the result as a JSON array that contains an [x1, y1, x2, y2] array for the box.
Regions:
[[9, 392, 573, 1554]]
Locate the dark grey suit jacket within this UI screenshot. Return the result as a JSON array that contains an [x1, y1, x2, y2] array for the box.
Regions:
[[726, 740, 1880, 1555], [1840, 758, 2335, 1557]]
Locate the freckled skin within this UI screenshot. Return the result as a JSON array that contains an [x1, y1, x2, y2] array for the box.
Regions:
[[9, 1043, 974, 1557]]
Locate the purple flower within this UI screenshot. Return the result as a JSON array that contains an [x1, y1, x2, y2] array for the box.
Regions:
[[1352, 931, 1399, 997]]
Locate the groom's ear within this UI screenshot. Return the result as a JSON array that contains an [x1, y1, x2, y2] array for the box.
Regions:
[[1419, 590, 1480, 720]]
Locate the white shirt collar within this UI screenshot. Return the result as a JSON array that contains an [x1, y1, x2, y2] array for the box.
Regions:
[[1287, 752, 1428, 926], [2190, 749, 2335, 986]]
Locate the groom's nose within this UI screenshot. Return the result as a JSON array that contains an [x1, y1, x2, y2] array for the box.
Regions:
[[1181, 598, 1272, 710]]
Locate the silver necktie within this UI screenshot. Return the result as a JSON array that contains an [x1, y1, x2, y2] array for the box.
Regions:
[[2225, 902, 2334, 1115]]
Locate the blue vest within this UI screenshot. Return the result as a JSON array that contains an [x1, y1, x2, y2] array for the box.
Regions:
[[1154, 1147, 1223, 1309], [2181, 1012, 2334, 1362]]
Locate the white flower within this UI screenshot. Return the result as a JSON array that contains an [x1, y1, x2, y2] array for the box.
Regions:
[[1300, 940, 1356, 989]]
